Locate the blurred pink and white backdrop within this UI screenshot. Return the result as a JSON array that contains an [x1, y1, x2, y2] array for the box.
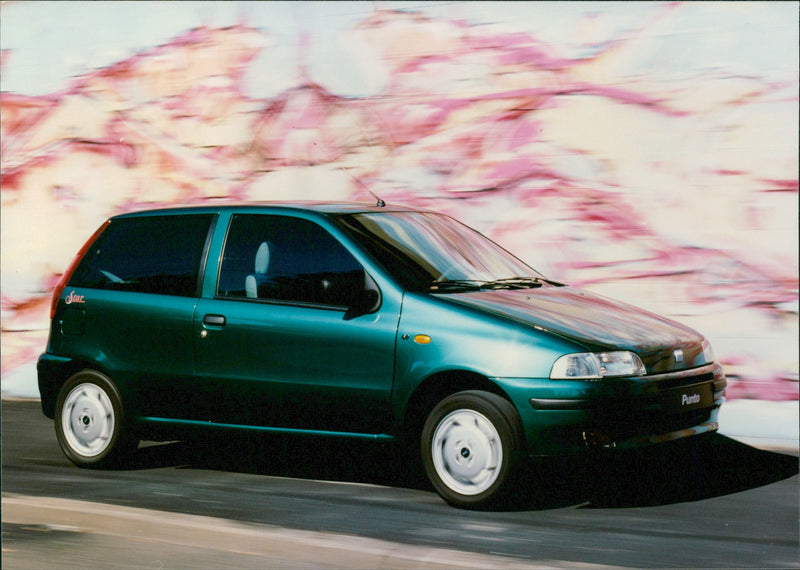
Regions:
[[1, 1, 797, 400]]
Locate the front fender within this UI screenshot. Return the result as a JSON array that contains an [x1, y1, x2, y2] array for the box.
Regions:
[[393, 293, 580, 412]]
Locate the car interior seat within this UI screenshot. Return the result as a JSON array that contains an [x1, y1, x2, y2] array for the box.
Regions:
[[245, 241, 270, 298]]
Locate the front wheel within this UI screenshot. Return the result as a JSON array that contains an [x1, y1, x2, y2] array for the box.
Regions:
[[421, 390, 524, 509], [55, 370, 137, 468]]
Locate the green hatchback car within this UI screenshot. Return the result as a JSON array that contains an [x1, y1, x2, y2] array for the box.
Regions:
[[38, 202, 726, 508]]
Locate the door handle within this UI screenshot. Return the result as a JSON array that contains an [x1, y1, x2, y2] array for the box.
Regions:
[[203, 314, 226, 327]]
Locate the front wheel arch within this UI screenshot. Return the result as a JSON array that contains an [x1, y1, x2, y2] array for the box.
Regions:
[[401, 371, 507, 440]]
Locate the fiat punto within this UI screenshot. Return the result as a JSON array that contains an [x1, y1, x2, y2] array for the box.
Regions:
[[38, 202, 726, 508]]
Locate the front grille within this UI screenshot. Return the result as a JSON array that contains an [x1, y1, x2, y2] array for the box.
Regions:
[[654, 372, 715, 391]]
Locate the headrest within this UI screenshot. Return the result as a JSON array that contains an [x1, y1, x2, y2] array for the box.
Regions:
[[254, 242, 270, 275]]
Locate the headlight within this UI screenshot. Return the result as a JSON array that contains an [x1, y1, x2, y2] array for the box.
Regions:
[[550, 351, 646, 380], [702, 339, 715, 364]]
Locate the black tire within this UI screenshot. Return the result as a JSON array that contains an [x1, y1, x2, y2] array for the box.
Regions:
[[54, 370, 138, 468], [421, 390, 524, 509]]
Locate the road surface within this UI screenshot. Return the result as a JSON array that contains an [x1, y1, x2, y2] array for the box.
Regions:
[[2, 399, 798, 568]]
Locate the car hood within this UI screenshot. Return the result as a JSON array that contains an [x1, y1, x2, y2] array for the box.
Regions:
[[437, 286, 707, 373]]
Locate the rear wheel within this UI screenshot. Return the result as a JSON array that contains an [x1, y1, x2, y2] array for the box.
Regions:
[[55, 370, 137, 468], [421, 390, 523, 508]]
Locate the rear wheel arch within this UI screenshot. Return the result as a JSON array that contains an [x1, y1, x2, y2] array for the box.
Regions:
[[41, 358, 103, 418]]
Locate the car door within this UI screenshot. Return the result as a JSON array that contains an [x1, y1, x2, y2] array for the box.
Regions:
[[192, 213, 400, 434]]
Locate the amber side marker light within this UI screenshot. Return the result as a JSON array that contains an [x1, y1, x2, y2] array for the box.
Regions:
[[414, 334, 432, 345]]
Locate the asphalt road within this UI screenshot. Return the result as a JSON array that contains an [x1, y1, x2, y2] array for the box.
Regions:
[[2, 399, 798, 568]]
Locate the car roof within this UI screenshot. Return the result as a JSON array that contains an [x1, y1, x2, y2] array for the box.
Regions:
[[111, 201, 430, 219]]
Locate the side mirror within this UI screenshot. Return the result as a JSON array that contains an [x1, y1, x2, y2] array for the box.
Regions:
[[345, 274, 381, 320], [345, 289, 380, 320]]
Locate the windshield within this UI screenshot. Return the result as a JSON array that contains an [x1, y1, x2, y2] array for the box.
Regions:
[[336, 212, 548, 292]]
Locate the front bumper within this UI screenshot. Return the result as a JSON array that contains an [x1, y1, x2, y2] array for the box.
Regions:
[[524, 362, 727, 454]]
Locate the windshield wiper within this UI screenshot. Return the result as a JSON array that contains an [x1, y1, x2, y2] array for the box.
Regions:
[[429, 279, 487, 292], [483, 277, 545, 290], [429, 277, 556, 292]]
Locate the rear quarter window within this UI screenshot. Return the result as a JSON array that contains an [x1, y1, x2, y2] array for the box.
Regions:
[[69, 214, 213, 297]]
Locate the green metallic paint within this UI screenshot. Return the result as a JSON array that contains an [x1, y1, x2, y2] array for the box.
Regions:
[[39, 203, 726, 461], [192, 295, 400, 432], [53, 288, 199, 418]]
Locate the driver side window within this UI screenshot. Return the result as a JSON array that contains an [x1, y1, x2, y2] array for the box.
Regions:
[[218, 214, 367, 308]]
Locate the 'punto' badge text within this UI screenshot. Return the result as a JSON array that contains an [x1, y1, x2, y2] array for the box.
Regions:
[[681, 393, 701, 406]]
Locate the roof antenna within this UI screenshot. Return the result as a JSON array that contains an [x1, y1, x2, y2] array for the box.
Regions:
[[340, 167, 385, 207]]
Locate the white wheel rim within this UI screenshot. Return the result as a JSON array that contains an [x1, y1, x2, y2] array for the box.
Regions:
[[431, 409, 503, 496], [61, 382, 115, 458]]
